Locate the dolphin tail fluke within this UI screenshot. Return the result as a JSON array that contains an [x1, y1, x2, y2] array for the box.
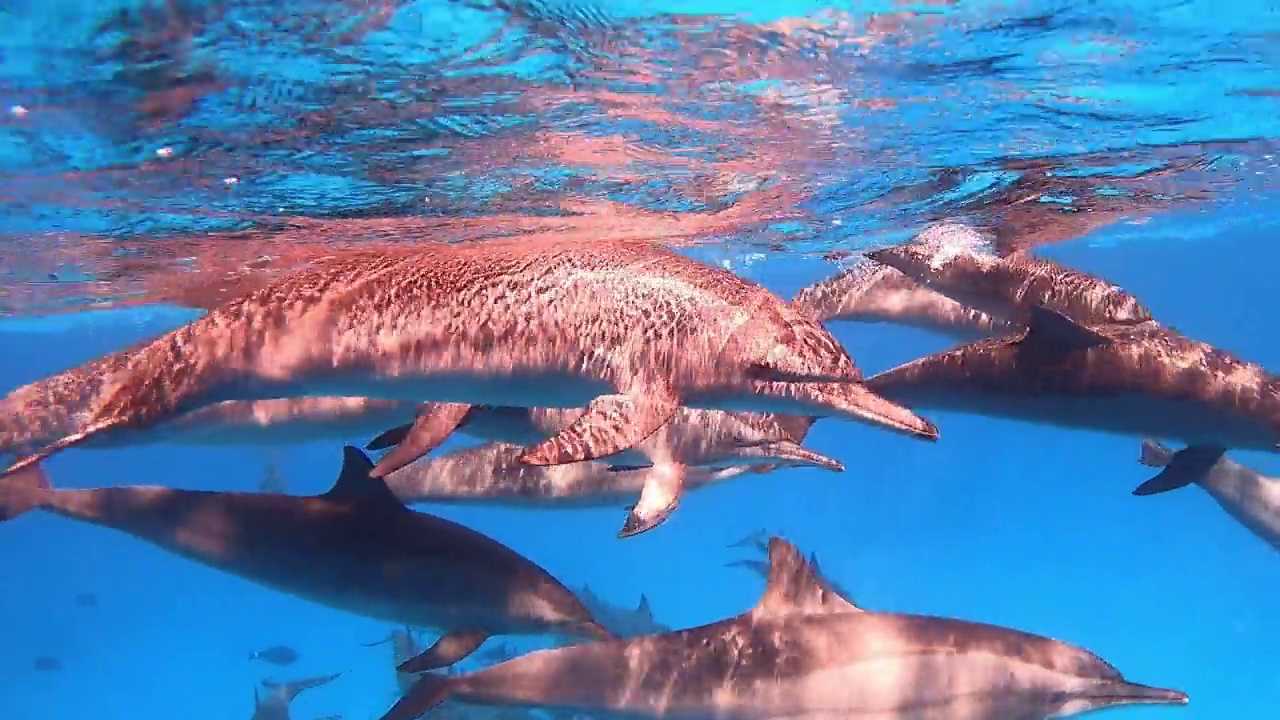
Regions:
[[367, 423, 413, 451], [380, 672, 455, 720], [0, 464, 52, 521], [370, 403, 473, 479], [398, 630, 490, 673], [1138, 439, 1175, 468], [519, 389, 678, 466], [1132, 444, 1225, 496], [619, 464, 686, 538]]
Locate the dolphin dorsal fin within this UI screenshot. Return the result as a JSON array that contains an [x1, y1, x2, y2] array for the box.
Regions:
[[323, 446, 405, 509], [752, 537, 862, 618], [637, 593, 652, 616], [1017, 305, 1110, 354]]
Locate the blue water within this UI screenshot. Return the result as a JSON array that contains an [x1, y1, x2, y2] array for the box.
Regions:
[[2, 0, 1279, 719]]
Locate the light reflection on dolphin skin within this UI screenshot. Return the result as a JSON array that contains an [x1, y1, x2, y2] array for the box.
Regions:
[[380, 537, 1187, 720]]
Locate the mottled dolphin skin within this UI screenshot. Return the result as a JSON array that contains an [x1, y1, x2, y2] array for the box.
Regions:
[[375, 404, 843, 536], [1134, 439, 1280, 552], [0, 447, 614, 670], [0, 238, 937, 479], [791, 257, 1016, 341], [866, 306, 1280, 458], [251, 674, 341, 720], [380, 537, 1187, 720], [863, 221, 1155, 328]]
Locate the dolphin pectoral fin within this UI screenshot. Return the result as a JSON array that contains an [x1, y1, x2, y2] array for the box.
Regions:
[[380, 672, 455, 720], [618, 464, 687, 538], [369, 403, 473, 479], [1138, 439, 1175, 468], [519, 389, 679, 466], [397, 630, 490, 673], [732, 439, 845, 472], [366, 423, 413, 451], [1132, 444, 1225, 496], [1017, 305, 1111, 356]]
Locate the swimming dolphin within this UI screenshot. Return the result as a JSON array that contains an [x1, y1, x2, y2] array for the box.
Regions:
[[866, 306, 1280, 463], [364, 627, 428, 696], [577, 585, 671, 637], [0, 238, 937, 479], [0, 447, 614, 670], [791, 256, 1015, 341], [374, 405, 843, 536], [251, 673, 341, 720], [863, 221, 1155, 328], [1134, 439, 1280, 551], [379, 537, 1187, 720]]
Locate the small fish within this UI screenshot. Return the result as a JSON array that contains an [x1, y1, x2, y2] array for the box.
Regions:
[[74, 592, 98, 608], [250, 646, 300, 665], [32, 656, 62, 673]]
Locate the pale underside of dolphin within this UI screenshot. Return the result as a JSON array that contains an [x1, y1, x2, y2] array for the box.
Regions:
[[0, 446, 614, 671], [866, 305, 1280, 458], [0, 238, 937, 480], [374, 404, 844, 536], [381, 537, 1187, 720], [1134, 439, 1280, 551], [252, 673, 342, 720], [862, 221, 1155, 328]]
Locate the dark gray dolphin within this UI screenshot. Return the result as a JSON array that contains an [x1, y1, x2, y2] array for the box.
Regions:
[[863, 221, 1154, 328], [380, 537, 1187, 720], [866, 306, 1280, 464], [0, 447, 613, 670], [1134, 439, 1280, 551], [251, 673, 341, 720], [374, 405, 842, 536], [0, 238, 937, 479]]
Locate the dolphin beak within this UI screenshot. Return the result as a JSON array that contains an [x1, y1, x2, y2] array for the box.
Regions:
[[1086, 681, 1189, 707], [834, 383, 940, 441]]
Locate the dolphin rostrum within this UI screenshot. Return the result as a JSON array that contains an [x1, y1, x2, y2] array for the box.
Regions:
[[0, 238, 937, 479], [251, 673, 341, 720], [1134, 439, 1280, 551], [866, 306, 1280, 464], [863, 221, 1155, 328], [374, 405, 843, 536], [380, 537, 1187, 720], [0, 447, 614, 670]]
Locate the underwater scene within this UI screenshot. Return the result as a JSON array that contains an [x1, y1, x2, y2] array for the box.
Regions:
[[1, 0, 1278, 719]]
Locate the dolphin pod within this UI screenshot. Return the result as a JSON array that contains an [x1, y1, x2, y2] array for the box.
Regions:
[[380, 538, 1187, 720], [0, 238, 938, 480]]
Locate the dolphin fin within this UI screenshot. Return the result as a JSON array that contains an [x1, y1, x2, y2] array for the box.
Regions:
[[1016, 305, 1110, 356], [618, 464, 686, 538], [1132, 444, 1225, 496], [519, 388, 679, 466], [325, 446, 406, 508], [1138, 439, 1175, 468], [731, 439, 844, 472], [727, 528, 771, 553], [397, 629, 490, 673], [752, 537, 862, 618], [726, 558, 770, 578], [370, 403, 473, 479], [367, 423, 413, 451], [0, 464, 52, 521], [636, 593, 652, 617], [0, 416, 127, 479], [262, 673, 342, 704], [380, 672, 455, 720]]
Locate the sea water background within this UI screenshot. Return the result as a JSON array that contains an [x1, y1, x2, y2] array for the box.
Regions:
[[2, 0, 1280, 719]]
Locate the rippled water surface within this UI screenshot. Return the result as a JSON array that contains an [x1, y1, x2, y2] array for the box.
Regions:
[[1, 1, 1278, 719]]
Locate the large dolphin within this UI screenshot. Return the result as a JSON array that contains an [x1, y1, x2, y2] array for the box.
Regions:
[[1134, 439, 1280, 551], [866, 306, 1280, 475], [251, 674, 342, 720], [862, 222, 1155, 328], [0, 447, 613, 670], [0, 238, 938, 479], [380, 537, 1187, 720], [375, 404, 843, 536]]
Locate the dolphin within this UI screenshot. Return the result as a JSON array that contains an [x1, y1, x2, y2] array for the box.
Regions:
[[863, 221, 1155, 328], [0, 447, 614, 670], [374, 405, 843, 536], [791, 256, 1016, 341], [576, 585, 671, 638], [0, 238, 938, 479], [365, 627, 428, 696], [379, 537, 1187, 720], [251, 673, 341, 720], [724, 529, 857, 604], [1133, 439, 1280, 551], [865, 306, 1280, 465]]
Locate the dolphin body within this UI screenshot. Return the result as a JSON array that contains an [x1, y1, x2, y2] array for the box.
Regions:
[[251, 674, 342, 720], [376, 405, 843, 536], [1134, 439, 1280, 551], [380, 537, 1187, 720], [0, 238, 938, 480], [0, 447, 613, 670], [866, 306, 1280, 477], [862, 222, 1154, 328]]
